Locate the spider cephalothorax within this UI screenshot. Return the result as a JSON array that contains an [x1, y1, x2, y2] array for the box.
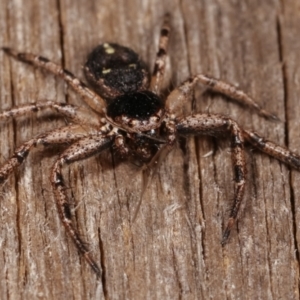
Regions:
[[1, 14, 300, 277], [106, 90, 164, 132]]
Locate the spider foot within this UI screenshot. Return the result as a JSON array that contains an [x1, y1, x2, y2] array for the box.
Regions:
[[2, 47, 29, 63], [258, 108, 280, 122], [84, 252, 102, 278], [2, 47, 12, 54], [221, 217, 235, 246]]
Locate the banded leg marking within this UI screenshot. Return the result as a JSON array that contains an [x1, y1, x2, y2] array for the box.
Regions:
[[244, 130, 300, 170], [166, 74, 278, 120], [0, 100, 103, 127], [51, 135, 112, 277], [0, 124, 93, 184], [176, 114, 246, 243]]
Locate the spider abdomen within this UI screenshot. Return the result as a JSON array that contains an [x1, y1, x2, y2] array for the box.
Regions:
[[84, 43, 149, 100]]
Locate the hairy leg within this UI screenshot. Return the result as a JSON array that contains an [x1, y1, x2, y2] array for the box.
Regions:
[[51, 134, 113, 277], [176, 113, 246, 243], [166, 74, 278, 120], [0, 124, 95, 184], [243, 130, 300, 170]]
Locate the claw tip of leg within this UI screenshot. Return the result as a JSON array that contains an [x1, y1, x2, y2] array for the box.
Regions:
[[2, 47, 10, 53], [260, 110, 281, 122]]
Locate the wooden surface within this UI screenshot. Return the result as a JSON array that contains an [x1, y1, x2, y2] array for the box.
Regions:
[[1, 0, 300, 299]]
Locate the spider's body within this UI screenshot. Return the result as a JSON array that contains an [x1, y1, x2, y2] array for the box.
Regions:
[[87, 42, 166, 161], [2, 15, 300, 277]]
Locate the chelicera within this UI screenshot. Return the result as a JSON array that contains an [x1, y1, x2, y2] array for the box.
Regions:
[[1, 14, 300, 277]]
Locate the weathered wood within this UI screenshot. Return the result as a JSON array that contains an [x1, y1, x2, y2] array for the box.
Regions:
[[0, 0, 300, 299]]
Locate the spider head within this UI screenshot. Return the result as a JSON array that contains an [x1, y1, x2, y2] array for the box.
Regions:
[[106, 90, 164, 133], [84, 43, 149, 100]]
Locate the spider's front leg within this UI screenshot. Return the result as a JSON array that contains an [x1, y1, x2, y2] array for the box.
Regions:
[[51, 134, 113, 277], [176, 113, 246, 243]]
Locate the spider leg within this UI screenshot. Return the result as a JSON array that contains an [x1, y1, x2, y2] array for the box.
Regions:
[[0, 100, 103, 127], [166, 74, 278, 120], [0, 124, 94, 184], [2, 48, 106, 114], [243, 130, 300, 170], [150, 13, 170, 95], [50, 134, 113, 277], [176, 113, 246, 243]]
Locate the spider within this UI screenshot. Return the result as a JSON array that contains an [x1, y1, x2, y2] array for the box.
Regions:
[[1, 14, 300, 278]]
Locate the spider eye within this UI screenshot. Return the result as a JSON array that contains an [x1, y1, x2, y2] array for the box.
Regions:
[[106, 91, 163, 121], [84, 43, 149, 100]]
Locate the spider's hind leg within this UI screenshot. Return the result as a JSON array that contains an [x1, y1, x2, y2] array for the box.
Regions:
[[176, 113, 246, 243], [51, 134, 113, 277]]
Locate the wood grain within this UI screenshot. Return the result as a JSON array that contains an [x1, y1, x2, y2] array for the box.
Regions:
[[1, 0, 300, 299]]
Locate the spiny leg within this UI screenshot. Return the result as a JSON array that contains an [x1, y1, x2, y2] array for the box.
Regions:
[[0, 100, 103, 127], [176, 113, 246, 243], [222, 120, 246, 243], [243, 130, 300, 170], [166, 74, 278, 120], [2, 48, 106, 114], [51, 135, 113, 277], [0, 124, 94, 184], [150, 13, 171, 94]]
